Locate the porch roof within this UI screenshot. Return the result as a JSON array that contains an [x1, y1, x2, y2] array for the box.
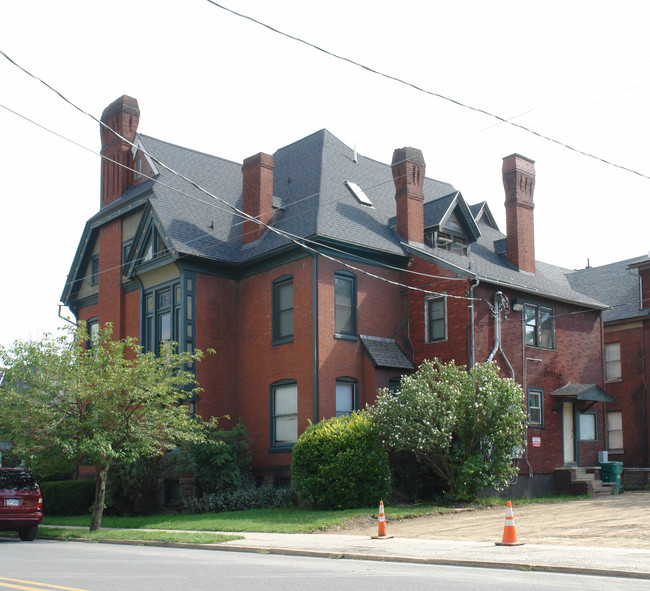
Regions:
[[551, 383, 613, 402]]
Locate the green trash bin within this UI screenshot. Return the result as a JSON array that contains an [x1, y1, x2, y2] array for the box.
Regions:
[[599, 461, 623, 494]]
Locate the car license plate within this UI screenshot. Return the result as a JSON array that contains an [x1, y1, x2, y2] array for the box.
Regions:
[[5, 498, 20, 506]]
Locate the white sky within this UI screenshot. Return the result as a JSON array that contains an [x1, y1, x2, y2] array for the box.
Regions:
[[1, 0, 649, 348]]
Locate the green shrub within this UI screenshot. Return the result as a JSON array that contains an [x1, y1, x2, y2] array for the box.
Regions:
[[105, 455, 162, 516], [291, 412, 391, 510], [182, 484, 294, 513], [167, 420, 252, 497], [40, 480, 95, 516]]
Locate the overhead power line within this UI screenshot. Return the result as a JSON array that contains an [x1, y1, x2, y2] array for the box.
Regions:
[[0, 50, 616, 317], [204, 0, 650, 182]]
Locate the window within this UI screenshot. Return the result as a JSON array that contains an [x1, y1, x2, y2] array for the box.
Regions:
[[605, 342, 621, 382], [607, 411, 623, 450], [524, 303, 555, 349], [528, 388, 543, 426], [143, 282, 181, 354], [388, 377, 402, 394], [87, 318, 99, 348], [122, 240, 133, 268], [271, 381, 298, 448], [335, 272, 356, 338], [579, 412, 597, 441], [424, 229, 468, 255], [143, 230, 168, 263], [272, 276, 294, 344], [90, 255, 99, 286], [134, 158, 143, 181], [345, 180, 373, 207], [336, 378, 358, 417], [425, 296, 447, 343]]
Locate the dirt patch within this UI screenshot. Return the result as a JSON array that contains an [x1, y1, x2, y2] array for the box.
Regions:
[[321, 491, 650, 548]]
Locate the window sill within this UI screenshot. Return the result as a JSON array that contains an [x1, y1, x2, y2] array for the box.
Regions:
[[269, 444, 295, 454], [335, 333, 358, 342], [272, 337, 294, 346], [605, 378, 622, 384], [607, 448, 624, 455]]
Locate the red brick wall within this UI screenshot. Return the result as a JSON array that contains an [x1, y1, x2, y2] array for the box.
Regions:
[[97, 219, 125, 338], [603, 323, 649, 466], [315, 257, 408, 419], [236, 256, 315, 471], [194, 273, 240, 424], [406, 255, 605, 475], [407, 256, 472, 367]]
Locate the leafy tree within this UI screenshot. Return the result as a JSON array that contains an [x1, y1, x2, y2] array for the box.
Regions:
[[0, 323, 209, 531], [367, 359, 525, 500], [291, 411, 391, 509]]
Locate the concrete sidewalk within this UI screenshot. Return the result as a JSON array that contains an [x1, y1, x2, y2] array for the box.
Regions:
[[100, 529, 650, 579], [210, 531, 650, 579], [38, 524, 650, 579]]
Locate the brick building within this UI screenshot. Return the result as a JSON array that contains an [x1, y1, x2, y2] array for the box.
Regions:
[[62, 96, 612, 496], [567, 256, 650, 486]]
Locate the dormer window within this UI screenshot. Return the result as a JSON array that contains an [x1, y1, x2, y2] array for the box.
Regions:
[[424, 228, 468, 256], [143, 230, 168, 263]]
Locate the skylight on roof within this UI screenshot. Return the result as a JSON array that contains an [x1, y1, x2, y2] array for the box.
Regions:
[[345, 180, 373, 207]]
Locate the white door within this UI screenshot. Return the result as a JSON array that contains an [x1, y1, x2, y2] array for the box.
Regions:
[[563, 402, 575, 464]]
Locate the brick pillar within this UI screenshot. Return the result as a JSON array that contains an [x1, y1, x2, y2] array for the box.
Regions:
[[241, 153, 274, 245], [100, 96, 140, 208], [392, 147, 425, 243], [503, 153, 536, 273]]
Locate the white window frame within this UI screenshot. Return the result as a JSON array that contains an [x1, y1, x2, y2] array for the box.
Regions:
[[605, 342, 622, 382], [607, 410, 624, 451], [425, 295, 447, 343]]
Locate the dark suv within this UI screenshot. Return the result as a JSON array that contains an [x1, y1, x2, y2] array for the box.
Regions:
[[0, 468, 43, 541]]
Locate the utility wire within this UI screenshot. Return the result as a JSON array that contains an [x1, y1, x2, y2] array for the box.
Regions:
[[0, 51, 629, 314], [204, 1, 650, 182]]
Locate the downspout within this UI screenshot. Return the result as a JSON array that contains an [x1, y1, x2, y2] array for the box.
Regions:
[[311, 252, 319, 424], [523, 357, 542, 478], [487, 291, 514, 378], [469, 278, 480, 367]]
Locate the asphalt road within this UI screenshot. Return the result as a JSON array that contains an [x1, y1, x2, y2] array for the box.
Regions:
[[1, 540, 649, 591]]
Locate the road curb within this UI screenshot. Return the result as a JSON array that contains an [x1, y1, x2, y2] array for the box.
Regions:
[[68, 537, 650, 580]]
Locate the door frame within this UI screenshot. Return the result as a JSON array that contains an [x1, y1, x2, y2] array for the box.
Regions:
[[562, 401, 577, 465]]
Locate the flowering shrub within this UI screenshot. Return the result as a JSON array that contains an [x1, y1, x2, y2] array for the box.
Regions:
[[367, 359, 525, 501]]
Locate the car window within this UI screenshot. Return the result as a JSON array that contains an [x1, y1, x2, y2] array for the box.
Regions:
[[0, 470, 39, 491]]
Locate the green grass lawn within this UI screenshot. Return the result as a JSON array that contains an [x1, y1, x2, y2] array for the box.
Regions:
[[19, 528, 242, 545], [43, 504, 452, 534], [40, 495, 582, 541]]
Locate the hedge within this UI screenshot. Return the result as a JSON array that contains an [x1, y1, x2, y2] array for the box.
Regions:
[[40, 480, 95, 516]]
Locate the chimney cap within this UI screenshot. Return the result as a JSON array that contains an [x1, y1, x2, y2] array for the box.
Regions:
[[392, 147, 425, 167], [101, 95, 140, 122], [502, 153, 535, 174]]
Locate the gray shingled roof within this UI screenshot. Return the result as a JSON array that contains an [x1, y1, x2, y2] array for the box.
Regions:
[[63, 128, 612, 314], [566, 255, 650, 323], [551, 383, 612, 402], [360, 335, 414, 370], [405, 221, 607, 309], [138, 130, 458, 264]]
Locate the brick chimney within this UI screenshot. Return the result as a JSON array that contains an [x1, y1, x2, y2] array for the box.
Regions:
[[392, 147, 425, 243], [100, 96, 140, 208], [502, 153, 536, 273], [241, 152, 274, 244]]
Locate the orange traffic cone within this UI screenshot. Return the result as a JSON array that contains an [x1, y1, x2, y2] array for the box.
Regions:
[[496, 501, 524, 546], [371, 500, 393, 539]]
